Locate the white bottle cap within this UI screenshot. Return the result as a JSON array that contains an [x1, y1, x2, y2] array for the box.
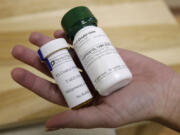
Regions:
[[38, 38, 69, 61]]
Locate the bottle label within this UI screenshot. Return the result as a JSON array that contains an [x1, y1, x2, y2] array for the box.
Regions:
[[47, 49, 92, 108], [73, 26, 129, 88]]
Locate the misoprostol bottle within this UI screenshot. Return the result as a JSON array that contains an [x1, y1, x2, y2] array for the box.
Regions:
[[61, 6, 132, 96], [38, 38, 93, 109]]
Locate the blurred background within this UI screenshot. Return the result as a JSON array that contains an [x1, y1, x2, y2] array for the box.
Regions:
[[0, 0, 180, 134]]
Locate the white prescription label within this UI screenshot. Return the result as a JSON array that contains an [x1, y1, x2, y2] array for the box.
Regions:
[[48, 49, 92, 108], [73, 26, 129, 87]]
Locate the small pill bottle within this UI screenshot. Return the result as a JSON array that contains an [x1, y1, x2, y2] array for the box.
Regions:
[[61, 6, 133, 96], [38, 38, 93, 109]]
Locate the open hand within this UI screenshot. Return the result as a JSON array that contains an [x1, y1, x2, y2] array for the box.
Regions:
[[11, 31, 180, 131]]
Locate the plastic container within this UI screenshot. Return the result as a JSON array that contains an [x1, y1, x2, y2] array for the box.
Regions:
[[38, 38, 93, 109], [61, 6, 133, 96]]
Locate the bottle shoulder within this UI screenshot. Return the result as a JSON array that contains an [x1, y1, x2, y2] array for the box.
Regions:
[[73, 25, 103, 45]]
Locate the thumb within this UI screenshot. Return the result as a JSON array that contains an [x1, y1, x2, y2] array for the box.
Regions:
[[46, 106, 109, 131]]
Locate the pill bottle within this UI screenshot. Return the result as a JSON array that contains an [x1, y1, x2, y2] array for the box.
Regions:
[[38, 38, 93, 109], [61, 6, 133, 96]]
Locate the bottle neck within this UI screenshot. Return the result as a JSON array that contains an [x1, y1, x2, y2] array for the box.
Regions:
[[66, 17, 97, 42]]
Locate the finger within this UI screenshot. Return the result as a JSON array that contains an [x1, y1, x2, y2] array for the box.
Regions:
[[11, 68, 67, 106], [12, 45, 52, 77], [54, 30, 65, 38], [46, 105, 110, 130], [29, 32, 53, 47], [53, 30, 71, 44]]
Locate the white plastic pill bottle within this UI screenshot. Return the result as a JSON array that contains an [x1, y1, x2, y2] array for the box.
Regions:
[[38, 38, 93, 109], [61, 6, 132, 96]]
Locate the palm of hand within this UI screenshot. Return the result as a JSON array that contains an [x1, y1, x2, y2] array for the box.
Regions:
[[11, 31, 176, 130]]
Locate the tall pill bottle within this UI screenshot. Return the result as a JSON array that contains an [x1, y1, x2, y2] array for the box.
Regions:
[[61, 6, 132, 96], [38, 38, 93, 109]]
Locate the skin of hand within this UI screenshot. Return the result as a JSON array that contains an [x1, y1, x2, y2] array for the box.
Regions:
[[11, 31, 180, 132]]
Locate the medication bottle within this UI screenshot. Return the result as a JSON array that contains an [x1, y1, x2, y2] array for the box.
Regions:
[[61, 6, 133, 96], [38, 38, 93, 109]]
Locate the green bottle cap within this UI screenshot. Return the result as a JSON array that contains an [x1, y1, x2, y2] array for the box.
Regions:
[[61, 6, 97, 41]]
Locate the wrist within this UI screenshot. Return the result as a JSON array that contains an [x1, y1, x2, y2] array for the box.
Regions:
[[155, 73, 180, 131]]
